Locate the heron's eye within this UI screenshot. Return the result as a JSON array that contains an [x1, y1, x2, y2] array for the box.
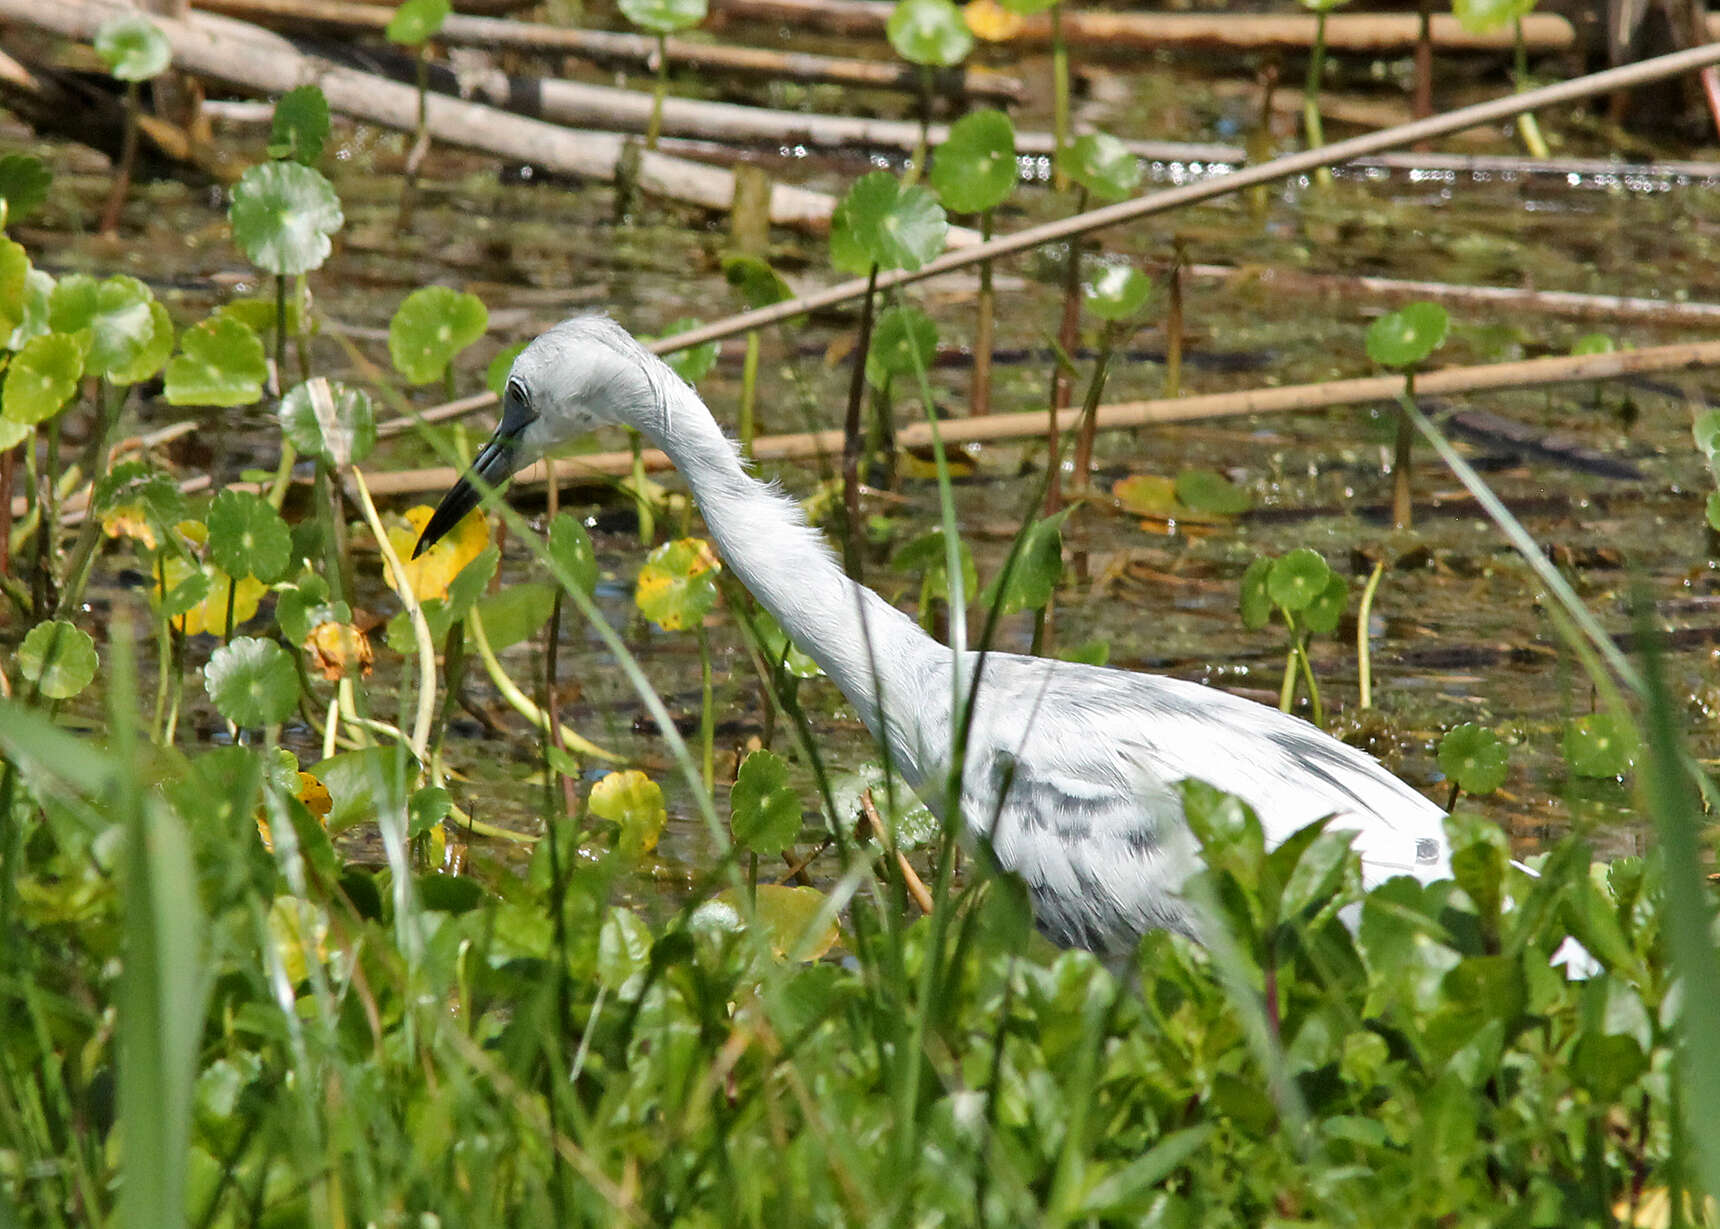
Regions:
[[507, 378, 531, 414]]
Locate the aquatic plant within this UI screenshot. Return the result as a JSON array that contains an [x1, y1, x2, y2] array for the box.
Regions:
[[1240, 547, 1348, 726], [1364, 299, 1449, 530], [92, 13, 169, 234], [618, 0, 709, 150]]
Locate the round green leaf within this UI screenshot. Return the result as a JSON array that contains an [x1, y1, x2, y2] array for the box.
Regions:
[[635, 537, 720, 631], [94, 14, 170, 82], [930, 108, 1017, 214], [268, 85, 331, 166], [165, 316, 266, 407], [48, 273, 156, 378], [229, 161, 344, 276], [588, 769, 668, 859], [279, 378, 375, 467], [547, 512, 598, 599], [1083, 264, 1152, 322], [6, 266, 54, 351], [205, 636, 301, 727], [1365, 301, 1449, 369], [887, 0, 972, 67], [830, 172, 949, 274], [2, 332, 84, 425], [1238, 556, 1273, 629], [1452, 0, 1534, 34], [386, 0, 451, 42], [207, 489, 292, 583], [865, 304, 938, 388], [1174, 468, 1252, 516], [1302, 572, 1348, 636], [1438, 723, 1509, 795], [1055, 132, 1142, 203], [1266, 547, 1331, 614], [618, 0, 706, 33], [109, 300, 174, 387], [1564, 712, 1638, 779], [0, 154, 52, 225], [0, 238, 32, 342], [652, 317, 721, 385], [388, 285, 488, 385], [18, 620, 98, 700], [721, 254, 793, 309], [1571, 332, 1617, 357], [730, 749, 804, 855]]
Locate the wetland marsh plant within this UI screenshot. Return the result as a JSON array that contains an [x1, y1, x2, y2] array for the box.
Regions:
[[1297, 0, 1349, 183], [1452, 0, 1550, 157], [1240, 547, 1348, 727], [885, 0, 973, 170], [618, 0, 709, 150], [92, 13, 169, 235], [384, 0, 452, 226], [1364, 298, 1449, 530]]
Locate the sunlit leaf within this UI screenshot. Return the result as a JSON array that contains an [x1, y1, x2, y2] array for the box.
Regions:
[[929, 108, 1017, 214], [205, 637, 300, 727], [995, 0, 1055, 16], [888, 0, 973, 66], [388, 285, 487, 385], [18, 620, 98, 700], [980, 509, 1068, 616], [1438, 723, 1509, 796], [48, 273, 156, 378], [164, 316, 266, 407], [597, 906, 653, 995], [1564, 712, 1638, 779], [589, 769, 667, 858], [386, 0, 451, 42], [1111, 472, 1180, 519], [1267, 547, 1331, 614], [385, 504, 488, 602], [1083, 263, 1152, 322], [711, 884, 840, 960], [206, 490, 292, 583], [229, 161, 344, 276], [963, 0, 1024, 41], [109, 300, 174, 387], [636, 537, 721, 632], [5, 265, 53, 351], [315, 746, 416, 832], [730, 749, 803, 855], [619, 0, 706, 32], [94, 13, 171, 81], [2, 331, 83, 425], [1451, 0, 1534, 34], [1056, 131, 1141, 203], [830, 172, 949, 275], [268, 85, 331, 166], [1571, 332, 1617, 357], [1365, 301, 1449, 369], [279, 378, 375, 468], [0, 238, 29, 339]]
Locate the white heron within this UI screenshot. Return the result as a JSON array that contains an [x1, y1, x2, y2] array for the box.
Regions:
[[416, 315, 1459, 956]]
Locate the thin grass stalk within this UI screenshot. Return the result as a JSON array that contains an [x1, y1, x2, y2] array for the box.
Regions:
[[1049, 2, 1069, 190], [841, 264, 881, 580], [98, 79, 140, 234], [1070, 321, 1118, 491], [350, 466, 436, 759], [646, 32, 668, 149], [1164, 243, 1184, 396], [739, 328, 761, 455], [1355, 559, 1384, 708], [1304, 10, 1331, 186], [697, 623, 714, 792], [1513, 18, 1550, 158], [1391, 378, 1417, 528]]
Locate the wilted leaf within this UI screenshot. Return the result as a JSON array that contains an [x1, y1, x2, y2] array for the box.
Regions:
[[384, 505, 487, 602], [636, 538, 721, 631]]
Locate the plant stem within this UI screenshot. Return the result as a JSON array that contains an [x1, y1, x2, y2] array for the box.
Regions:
[[971, 211, 996, 417], [1392, 375, 1417, 529], [1514, 19, 1550, 158], [273, 274, 288, 397], [1356, 559, 1385, 709], [1279, 639, 1299, 713], [1295, 632, 1324, 727], [1165, 241, 1184, 397], [1304, 11, 1331, 186], [55, 381, 126, 619], [841, 264, 880, 581], [629, 432, 655, 545], [909, 65, 932, 184], [1050, 2, 1069, 191], [98, 80, 141, 234], [1070, 323, 1118, 493], [467, 605, 618, 761], [698, 624, 714, 793], [350, 466, 436, 760], [646, 33, 668, 150]]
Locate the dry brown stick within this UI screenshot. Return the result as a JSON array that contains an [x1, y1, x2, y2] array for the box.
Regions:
[[359, 337, 1720, 499], [710, 0, 1584, 52], [0, 0, 845, 233], [1182, 264, 1720, 326], [859, 790, 933, 917], [189, 0, 1029, 103]]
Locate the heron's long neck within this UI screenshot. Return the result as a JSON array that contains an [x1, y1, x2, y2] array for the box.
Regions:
[[643, 383, 942, 756]]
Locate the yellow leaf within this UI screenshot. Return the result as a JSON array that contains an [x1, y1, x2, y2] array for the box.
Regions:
[[964, 0, 1023, 41], [588, 769, 667, 858], [713, 884, 840, 960], [257, 771, 331, 851], [101, 503, 157, 549], [383, 504, 487, 602], [155, 554, 265, 636]]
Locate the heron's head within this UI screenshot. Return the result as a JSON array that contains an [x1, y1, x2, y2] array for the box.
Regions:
[[413, 315, 671, 558]]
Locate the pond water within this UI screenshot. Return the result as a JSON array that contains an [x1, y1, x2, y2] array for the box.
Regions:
[[14, 42, 1720, 907]]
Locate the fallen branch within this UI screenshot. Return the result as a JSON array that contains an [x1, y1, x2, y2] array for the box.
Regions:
[[359, 338, 1720, 498], [0, 0, 878, 235], [710, 0, 1585, 53], [188, 0, 1028, 103]]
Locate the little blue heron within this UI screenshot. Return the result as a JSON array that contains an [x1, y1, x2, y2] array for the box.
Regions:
[[415, 315, 1457, 956]]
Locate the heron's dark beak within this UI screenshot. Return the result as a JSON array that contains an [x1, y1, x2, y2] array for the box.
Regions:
[[412, 429, 523, 559]]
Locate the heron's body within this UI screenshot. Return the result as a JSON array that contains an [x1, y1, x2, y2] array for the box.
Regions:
[[417, 316, 1452, 956]]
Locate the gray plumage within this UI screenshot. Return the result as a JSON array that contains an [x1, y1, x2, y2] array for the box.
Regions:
[[416, 315, 1454, 957]]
